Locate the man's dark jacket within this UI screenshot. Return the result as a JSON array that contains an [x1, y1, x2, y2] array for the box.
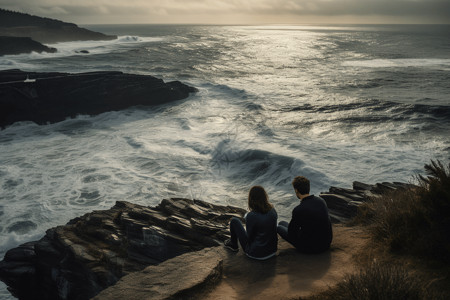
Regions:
[[288, 195, 332, 253]]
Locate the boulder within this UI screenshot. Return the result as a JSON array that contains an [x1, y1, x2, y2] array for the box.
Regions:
[[0, 69, 198, 128]]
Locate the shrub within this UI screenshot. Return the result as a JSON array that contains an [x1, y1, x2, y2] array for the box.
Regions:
[[355, 160, 450, 262]]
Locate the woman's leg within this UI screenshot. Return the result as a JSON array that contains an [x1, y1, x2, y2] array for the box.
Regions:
[[230, 217, 248, 249]]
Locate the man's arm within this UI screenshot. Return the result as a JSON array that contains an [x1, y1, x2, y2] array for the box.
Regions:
[[287, 206, 302, 240]]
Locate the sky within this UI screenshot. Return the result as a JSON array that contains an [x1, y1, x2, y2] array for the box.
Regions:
[[1, 0, 450, 25]]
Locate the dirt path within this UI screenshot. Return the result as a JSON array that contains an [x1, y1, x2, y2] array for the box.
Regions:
[[201, 225, 369, 300]]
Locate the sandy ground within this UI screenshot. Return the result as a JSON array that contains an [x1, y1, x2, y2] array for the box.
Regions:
[[201, 225, 370, 300]]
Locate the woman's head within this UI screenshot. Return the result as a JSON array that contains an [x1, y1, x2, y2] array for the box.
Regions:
[[248, 185, 273, 214]]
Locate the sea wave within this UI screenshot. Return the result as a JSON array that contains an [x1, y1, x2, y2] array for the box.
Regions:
[[342, 58, 450, 68], [0, 35, 165, 70]]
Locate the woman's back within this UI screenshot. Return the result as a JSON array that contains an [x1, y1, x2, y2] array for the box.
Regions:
[[245, 208, 278, 259]]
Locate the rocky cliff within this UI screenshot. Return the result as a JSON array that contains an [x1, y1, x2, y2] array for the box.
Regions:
[[0, 69, 198, 128], [0, 36, 57, 55], [0, 9, 116, 55], [0, 181, 413, 299]]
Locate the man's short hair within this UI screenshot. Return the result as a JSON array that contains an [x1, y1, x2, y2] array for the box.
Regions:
[[292, 176, 310, 195]]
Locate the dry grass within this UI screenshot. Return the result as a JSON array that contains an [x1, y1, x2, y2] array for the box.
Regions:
[[300, 262, 446, 300], [355, 160, 450, 262]]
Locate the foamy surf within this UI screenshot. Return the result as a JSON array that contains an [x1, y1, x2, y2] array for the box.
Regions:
[[342, 58, 450, 68], [0, 35, 165, 70]]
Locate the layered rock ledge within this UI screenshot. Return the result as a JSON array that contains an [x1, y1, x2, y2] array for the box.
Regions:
[[0, 181, 413, 299], [0, 199, 246, 299], [0, 69, 198, 128]]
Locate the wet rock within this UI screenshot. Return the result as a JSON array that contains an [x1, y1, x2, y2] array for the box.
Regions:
[[0, 69, 198, 128]]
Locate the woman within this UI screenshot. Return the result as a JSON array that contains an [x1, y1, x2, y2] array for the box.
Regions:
[[224, 185, 278, 260]]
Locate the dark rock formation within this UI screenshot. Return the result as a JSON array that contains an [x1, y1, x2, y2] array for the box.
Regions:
[[0, 36, 57, 55], [0, 198, 246, 300], [0, 9, 116, 45], [0, 69, 198, 128], [321, 181, 416, 223]]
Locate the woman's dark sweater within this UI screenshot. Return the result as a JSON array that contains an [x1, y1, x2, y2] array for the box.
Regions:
[[245, 208, 278, 258]]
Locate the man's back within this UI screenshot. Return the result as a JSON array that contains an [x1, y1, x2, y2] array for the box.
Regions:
[[288, 195, 332, 253]]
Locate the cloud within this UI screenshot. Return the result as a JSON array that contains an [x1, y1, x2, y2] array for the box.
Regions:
[[1, 0, 449, 24]]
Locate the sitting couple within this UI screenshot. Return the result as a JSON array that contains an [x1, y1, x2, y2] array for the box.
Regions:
[[224, 176, 333, 260]]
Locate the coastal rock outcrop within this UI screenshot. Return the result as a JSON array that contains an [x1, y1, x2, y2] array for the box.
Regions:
[[0, 181, 414, 299], [0, 36, 57, 56], [0, 198, 246, 299], [0, 9, 117, 55], [0, 69, 198, 128]]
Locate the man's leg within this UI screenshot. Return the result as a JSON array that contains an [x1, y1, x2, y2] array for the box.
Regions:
[[230, 217, 248, 249]]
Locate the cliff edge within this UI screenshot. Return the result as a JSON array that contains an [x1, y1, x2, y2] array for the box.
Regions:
[[0, 181, 413, 299]]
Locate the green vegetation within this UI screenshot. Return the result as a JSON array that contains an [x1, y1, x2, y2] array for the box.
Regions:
[[356, 160, 450, 262]]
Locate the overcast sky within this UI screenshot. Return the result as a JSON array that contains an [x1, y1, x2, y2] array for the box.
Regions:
[[2, 0, 450, 24]]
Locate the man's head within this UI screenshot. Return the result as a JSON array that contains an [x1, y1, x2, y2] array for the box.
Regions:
[[292, 176, 310, 197]]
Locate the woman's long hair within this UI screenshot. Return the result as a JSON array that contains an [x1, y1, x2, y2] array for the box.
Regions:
[[248, 185, 273, 214]]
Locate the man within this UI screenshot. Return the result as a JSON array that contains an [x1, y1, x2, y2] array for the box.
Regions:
[[277, 176, 332, 253]]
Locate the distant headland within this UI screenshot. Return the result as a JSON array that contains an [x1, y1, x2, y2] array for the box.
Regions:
[[0, 8, 117, 55]]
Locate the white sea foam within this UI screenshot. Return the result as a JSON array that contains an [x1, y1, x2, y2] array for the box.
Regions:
[[0, 35, 164, 70], [47, 35, 163, 56], [342, 58, 450, 68]]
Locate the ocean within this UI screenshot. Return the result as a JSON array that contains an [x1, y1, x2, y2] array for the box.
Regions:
[[0, 24, 449, 299]]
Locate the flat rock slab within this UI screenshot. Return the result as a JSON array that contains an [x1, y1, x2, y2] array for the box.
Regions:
[[94, 247, 223, 300], [202, 225, 369, 300]]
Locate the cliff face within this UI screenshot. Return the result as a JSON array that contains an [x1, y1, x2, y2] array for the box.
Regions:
[[0, 9, 117, 55], [0, 69, 198, 128], [0, 36, 57, 55]]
